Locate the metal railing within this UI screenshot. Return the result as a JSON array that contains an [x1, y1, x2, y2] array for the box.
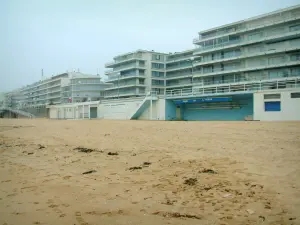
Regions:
[[105, 64, 145, 75], [193, 13, 300, 43], [165, 77, 300, 98], [105, 54, 143, 67], [194, 29, 300, 54], [0, 107, 36, 118], [107, 74, 145, 81], [195, 41, 300, 66], [193, 60, 300, 78]]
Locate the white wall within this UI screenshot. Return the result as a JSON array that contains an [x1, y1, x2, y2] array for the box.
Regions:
[[254, 88, 300, 121], [98, 98, 143, 120], [138, 98, 165, 120], [47, 98, 166, 120]]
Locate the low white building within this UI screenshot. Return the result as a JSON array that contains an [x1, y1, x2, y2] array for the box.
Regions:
[[253, 88, 300, 121]]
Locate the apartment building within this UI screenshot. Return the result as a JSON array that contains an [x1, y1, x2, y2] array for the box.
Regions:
[[2, 72, 110, 117], [185, 5, 300, 96], [165, 49, 202, 92], [104, 50, 167, 98]]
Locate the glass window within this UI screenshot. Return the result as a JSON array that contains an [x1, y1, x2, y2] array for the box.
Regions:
[[268, 56, 284, 65], [291, 54, 300, 61], [264, 94, 281, 99], [151, 63, 164, 69], [248, 32, 263, 41], [289, 24, 300, 32], [291, 92, 300, 98]]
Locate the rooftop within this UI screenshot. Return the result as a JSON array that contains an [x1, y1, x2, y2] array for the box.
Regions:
[[198, 4, 300, 35], [113, 49, 167, 59]]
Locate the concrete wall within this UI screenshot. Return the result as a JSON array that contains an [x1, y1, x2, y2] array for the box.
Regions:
[[138, 99, 165, 120], [254, 89, 300, 121], [48, 102, 98, 119], [98, 99, 143, 119]]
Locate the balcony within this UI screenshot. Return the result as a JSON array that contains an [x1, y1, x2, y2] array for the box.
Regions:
[[194, 42, 300, 66], [165, 77, 300, 99], [194, 29, 300, 55], [105, 54, 144, 68], [104, 83, 146, 91], [166, 63, 192, 72], [104, 91, 145, 98], [107, 73, 146, 82], [105, 63, 145, 75], [166, 53, 194, 63], [193, 12, 300, 44], [193, 59, 300, 78]]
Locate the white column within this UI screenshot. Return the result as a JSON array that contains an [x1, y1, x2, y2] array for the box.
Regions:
[[150, 98, 153, 120], [82, 105, 84, 119], [88, 104, 91, 119]]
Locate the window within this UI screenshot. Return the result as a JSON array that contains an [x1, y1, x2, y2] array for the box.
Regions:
[[152, 54, 163, 61], [289, 24, 300, 32], [264, 94, 281, 99], [291, 54, 300, 61], [291, 67, 300, 76], [151, 63, 164, 69], [268, 56, 284, 65], [264, 101, 281, 112], [248, 32, 263, 41], [152, 71, 164, 77], [291, 92, 300, 98]]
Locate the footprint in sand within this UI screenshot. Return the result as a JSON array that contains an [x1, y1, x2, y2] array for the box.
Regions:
[[75, 211, 90, 225], [63, 176, 72, 180]]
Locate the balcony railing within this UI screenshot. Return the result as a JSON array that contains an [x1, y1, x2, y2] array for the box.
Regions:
[[165, 77, 300, 98], [193, 59, 300, 78], [104, 91, 144, 98], [166, 63, 192, 71], [107, 73, 145, 81], [193, 13, 300, 43], [194, 29, 300, 54], [105, 54, 144, 67], [105, 63, 145, 75], [195, 41, 300, 66]]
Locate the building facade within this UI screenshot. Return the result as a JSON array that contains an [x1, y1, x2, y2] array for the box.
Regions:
[[3, 5, 300, 121], [163, 5, 300, 121], [104, 50, 167, 98], [2, 72, 110, 117]]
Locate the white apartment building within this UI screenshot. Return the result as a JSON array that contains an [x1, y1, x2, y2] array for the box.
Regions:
[[2, 72, 110, 117], [104, 50, 167, 98], [185, 4, 300, 96]]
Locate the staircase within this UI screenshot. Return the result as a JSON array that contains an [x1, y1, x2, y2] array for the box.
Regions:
[[0, 107, 36, 118], [130, 92, 158, 120]]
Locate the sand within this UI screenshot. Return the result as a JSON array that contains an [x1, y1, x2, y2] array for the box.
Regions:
[[0, 119, 300, 225]]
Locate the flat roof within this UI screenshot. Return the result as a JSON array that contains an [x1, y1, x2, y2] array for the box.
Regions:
[[167, 49, 194, 56], [199, 4, 300, 35], [113, 49, 167, 59]]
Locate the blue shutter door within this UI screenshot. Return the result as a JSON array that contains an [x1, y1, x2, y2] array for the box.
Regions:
[[264, 101, 281, 111]]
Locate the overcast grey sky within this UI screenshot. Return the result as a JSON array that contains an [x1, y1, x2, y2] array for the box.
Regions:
[[0, 0, 299, 91]]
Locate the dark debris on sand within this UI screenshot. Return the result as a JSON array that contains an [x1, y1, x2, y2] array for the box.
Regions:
[[129, 166, 143, 171], [199, 168, 217, 174], [184, 178, 197, 186], [107, 152, 119, 156], [82, 170, 97, 175], [74, 147, 95, 153]]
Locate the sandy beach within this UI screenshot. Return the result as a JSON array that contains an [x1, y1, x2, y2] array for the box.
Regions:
[[0, 119, 300, 225]]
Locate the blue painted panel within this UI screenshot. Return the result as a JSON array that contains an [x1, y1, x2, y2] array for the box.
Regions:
[[264, 101, 281, 111], [174, 97, 232, 105], [165, 100, 177, 120], [183, 94, 253, 121]]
